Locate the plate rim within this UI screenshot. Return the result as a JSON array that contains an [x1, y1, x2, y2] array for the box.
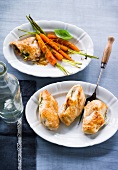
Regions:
[[25, 80, 118, 147], [3, 20, 93, 78]]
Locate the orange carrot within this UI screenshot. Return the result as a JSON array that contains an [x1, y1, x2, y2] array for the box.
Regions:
[[50, 48, 63, 61], [59, 50, 72, 61], [40, 33, 73, 61], [55, 38, 80, 52], [54, 42, 68, 52], [47, 33, 80, 52], [26, 16, 71, 75], [47, 33, 57, 39], [48, 45, 82, 68], [36, 34, 57, 66]]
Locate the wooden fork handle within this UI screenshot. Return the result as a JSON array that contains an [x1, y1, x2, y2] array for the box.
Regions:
[[101, 36, 115, 68]]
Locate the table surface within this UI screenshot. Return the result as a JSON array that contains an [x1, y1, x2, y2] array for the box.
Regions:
[[0, 0, 118, 170]]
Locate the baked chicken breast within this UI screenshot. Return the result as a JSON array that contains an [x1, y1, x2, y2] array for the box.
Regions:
[[10, 37, 41, 61], [39, 90, 60, 130], [82, 100, 108, 134], [59, 84, 86, 126]]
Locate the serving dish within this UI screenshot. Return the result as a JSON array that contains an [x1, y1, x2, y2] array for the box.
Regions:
[[25, 81, 118, 147], [3, 20, 93, 77]]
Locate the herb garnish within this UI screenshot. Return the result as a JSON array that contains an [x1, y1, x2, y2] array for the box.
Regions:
[[54, 29, 73, 40]]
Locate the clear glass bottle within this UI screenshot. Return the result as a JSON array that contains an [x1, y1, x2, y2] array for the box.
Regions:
[[0, 61, 24, 123]]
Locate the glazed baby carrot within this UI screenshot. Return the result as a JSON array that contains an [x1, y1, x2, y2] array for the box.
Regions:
[[27, 15, 99, 59], [47, 45, 82, 68], [47, 33, 80, 52], [48, 39, 78, 53], [47, 34, 99, 59], [36, 34, 70, 75], [36, 34, 57, 66], [49, 47, 63, 61], [47, 33, 57, 39], [55, 38, 80, 52], [54, 42, 68, 52], [40, 33, 73, 61]]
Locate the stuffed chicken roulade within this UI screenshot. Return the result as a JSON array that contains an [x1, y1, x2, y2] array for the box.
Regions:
[[59, 84, 86, 126], [82, 100, 108, 134], [39, 90, 60, 130], [10, 37, 41, 61]]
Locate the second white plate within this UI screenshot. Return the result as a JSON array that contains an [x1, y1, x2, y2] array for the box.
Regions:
[[25, 81, 118, 147]]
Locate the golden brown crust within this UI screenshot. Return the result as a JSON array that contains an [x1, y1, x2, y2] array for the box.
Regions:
[[59, 84, 86, 126], [39, 90, 60, 130], [10, 37, 41, 61], [82, 100, 108, 134]]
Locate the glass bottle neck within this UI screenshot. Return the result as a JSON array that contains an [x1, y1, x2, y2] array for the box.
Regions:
[[0, 62, 7, 81]]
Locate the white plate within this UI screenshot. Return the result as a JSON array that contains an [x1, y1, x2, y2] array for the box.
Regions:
[[3, 20, 93, 77], [25, 81, 118, 147]]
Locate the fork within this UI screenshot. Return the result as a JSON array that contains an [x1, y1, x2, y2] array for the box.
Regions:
[[78, 36, 115, 124]]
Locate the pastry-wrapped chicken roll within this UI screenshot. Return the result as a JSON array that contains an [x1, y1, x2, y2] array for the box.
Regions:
[[82, 100, 108, 134], [59, 84, 86, 126], [39, 90, 60, 130]]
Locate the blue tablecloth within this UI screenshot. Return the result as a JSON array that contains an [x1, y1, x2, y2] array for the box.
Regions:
[[0, 0, 118, 170], [0, 81, 36, 170]]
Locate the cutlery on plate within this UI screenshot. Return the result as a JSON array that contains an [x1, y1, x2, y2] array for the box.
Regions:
[[78, 36, 115, 124]]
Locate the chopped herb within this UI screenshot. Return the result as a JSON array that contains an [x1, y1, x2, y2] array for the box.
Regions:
[[39, 96, 43, 106], [22, 52, 29, 57], [71, 90, 74, 97]]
